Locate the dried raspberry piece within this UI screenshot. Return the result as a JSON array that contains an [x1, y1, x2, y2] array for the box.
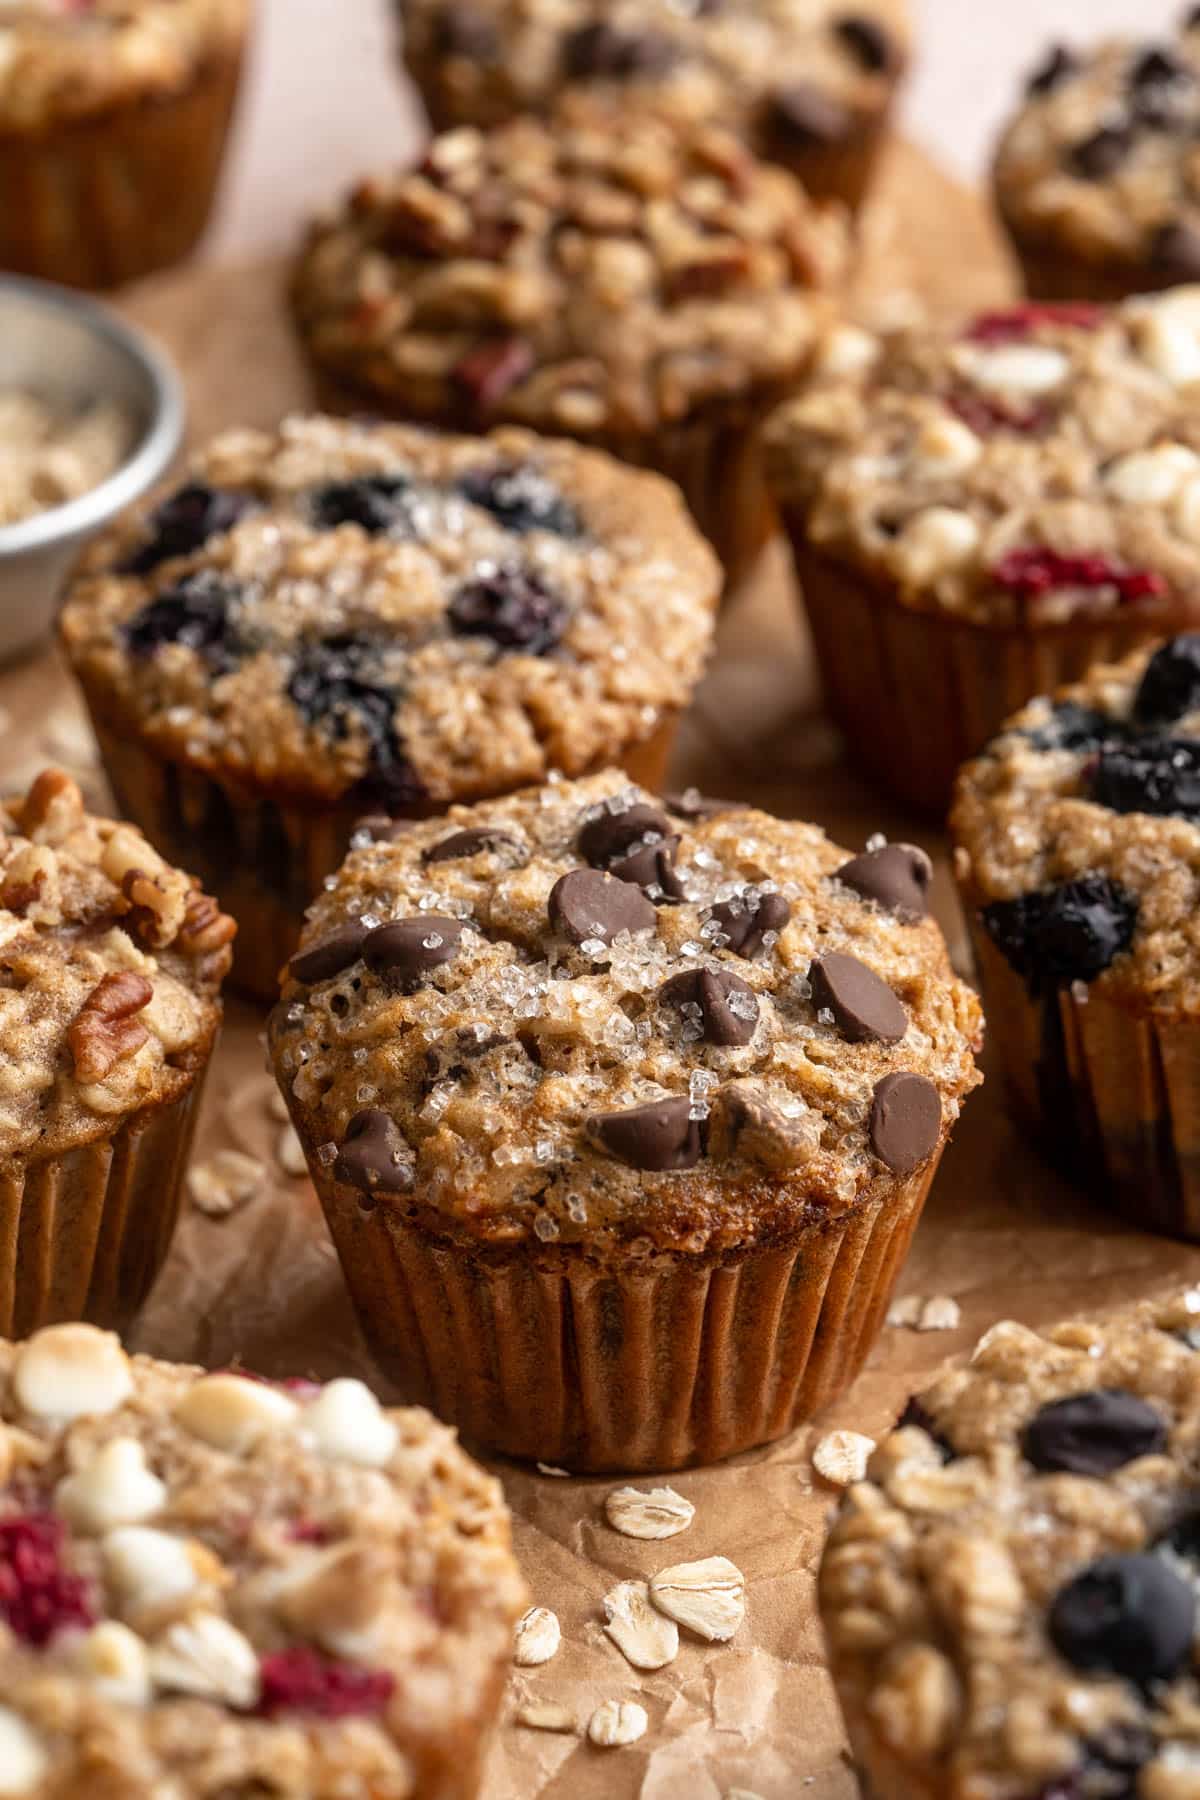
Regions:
[[949, 391, 1049, 436], [0, 1513, 94, 1647], [257, 1647, 395, 1719], [991, 548, 1168, 605], [965, 303, 1105, 344]]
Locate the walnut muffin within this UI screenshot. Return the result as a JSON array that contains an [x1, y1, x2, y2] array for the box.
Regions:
[[994, 11, 1200, 306], [58, 414, 720, 1000], [270, 769, 983, 1473], [0, 769, 233, 1337], [395, 0, 912, 215], [765, 292, 1200, 815], [290, 108, 849, 584], [0, 0, 251, 288], [821, 1288, 1200, 1800], [0, 1321, 525, 1797], [951, 632, 1200, 1244]]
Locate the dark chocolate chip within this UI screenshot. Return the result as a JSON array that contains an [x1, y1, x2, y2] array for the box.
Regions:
[[423, 827, 521, 865], [289, 923, 368, 985], [659, 967, 759, 1047], [454, 336, 535, 411], [587, 1097, 703, 1172], [362, 916, 465, 989], [836, 843, 932, 920], [1150, 219, 1200, 278], [662, 789, 743, 821], [868, 1073, 941, 1174], [333, 1109, 414, 1198], [561, 22, 679, 80], [810, 953, 907, 1044], [708, 891, 791, 959], [1068, 125, 1134, 180], [579, 803, 673, 869], [834, 14, 894, 73], [1027, 44, 1079, 96], [1023, 1390, 1167, 1476], [767, 82, 853, 148], [548, 868, 656, 946], [1133, 634, 1200, 725], [448, 566, 567, 654], [980, 876, 1138, 994], [609, 837, 686, 902], [1049, 1553, 1195, 1683]]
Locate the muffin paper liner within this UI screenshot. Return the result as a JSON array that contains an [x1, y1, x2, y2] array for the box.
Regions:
[[0, 47, 245, 289], [997, 207, 1171, 307], [784, 533, 1186, 817]]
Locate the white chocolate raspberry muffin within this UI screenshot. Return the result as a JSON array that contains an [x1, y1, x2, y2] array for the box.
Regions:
[[270, 769, 982, 1473], [765, 291, 1200, 814], [0, 1321, 525, 1798], [0, 768, 233, 1337]]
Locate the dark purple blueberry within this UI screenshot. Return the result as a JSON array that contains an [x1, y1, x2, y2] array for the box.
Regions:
[[123, 482, 256, 575], [896, 1395, 956, 1462], [432, 1, 499, 58], [1157, 1506, 1200, 1564], [1151, 220, 1200, 278], [1027, 44, 1080, 96], [310, 474, 416, 536], [833, 14, 894, 73], [1132, 634, 1200, 726], [561, 21, 679, 80], [1049, 1553, 1195, 1684], [1068, 124, 1135, 180], [287, 635, 427, 811], [448, 567, 567, 654], [980, 876, 1138, 994], [1028, 1727, 1156, 1800], [1025, 702, 1120, 754], [124, 571, 241, 668], [1129, 45, 1193, 126], [1022, 1390, 1167, 1476], [1088, 739, 1200, 820], [457, 463, 581, 538]]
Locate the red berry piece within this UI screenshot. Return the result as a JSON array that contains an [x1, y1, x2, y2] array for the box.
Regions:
[[991, 548, 1168, 606], [0, 1513, 94, 1647], [257, 1647, 396, 1718], [949, 391, 1049, 436], [965, 303, 1105, 345]]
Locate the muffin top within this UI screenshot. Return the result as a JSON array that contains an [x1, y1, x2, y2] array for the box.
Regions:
[[821, 1288, 1200, 1800], [58, 416, 720, 813], [0, 0, 248, 126], [994, 12, 1200, 275], [0, 1321, 524, 1799], [765, 291, 1200, 628], [0, 767, 233, 1166], [271, 770, 983, 1254], [397, 0, 911, 149], [951, 635, 1200, 1018], [290, 109, 848, 440]]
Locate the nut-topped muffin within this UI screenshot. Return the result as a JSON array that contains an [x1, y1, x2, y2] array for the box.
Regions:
[[270, 770, 983, 1473], [291, 108, 848, 582], [0, 1321, 525, 1798], [58, 415, 720, 1000], [0, 768, 233, 1337], [994, 10, 1200, 304], [766, 291, 1200, 814], [0, 0, 251, 288], [952, 632, 1200, 1244], [821, 1288, 1200, 1800], [395, 0, 912, 215]]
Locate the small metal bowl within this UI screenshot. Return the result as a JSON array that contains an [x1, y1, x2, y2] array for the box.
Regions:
[[0, 275, 184, 664]]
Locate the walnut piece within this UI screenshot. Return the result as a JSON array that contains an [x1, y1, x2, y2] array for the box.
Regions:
[[68, 972, 153, 1084]]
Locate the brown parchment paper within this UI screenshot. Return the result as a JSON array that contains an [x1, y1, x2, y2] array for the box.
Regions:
[[6, 143, 1199, 1800]]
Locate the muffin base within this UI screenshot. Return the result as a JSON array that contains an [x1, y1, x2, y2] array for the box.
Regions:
[[998, 210, 1176, 306], [0, 47, 245, 289]]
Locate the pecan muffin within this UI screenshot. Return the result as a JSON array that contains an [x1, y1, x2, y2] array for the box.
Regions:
[[58, 415, 720, 1000], [0, 0, 251, 288], [0, 1321, 525, 1797], [821, 1288, 1200, 1800], [290, 109, 849, 584], [994, 11, 1200, 305], [270, 770, 983, 1473], [952, 632, 1200, 1244], [0, 769, 233, 1337], [395, 0, 912, 215], [765, 292, 1200, 815]]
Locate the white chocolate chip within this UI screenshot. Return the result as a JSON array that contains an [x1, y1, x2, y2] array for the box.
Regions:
[[886, 1294, 923, 1327], [149, 1613, 261, 1710], [813, 323, 878, 378], [1104, 444, 1200, 505], [187, 1149, 267, 1218], [299, 1379, 398, 1468], [649, 1557, 745, 1642], [603, 1580, 679, 1671], [891, 507, 980, 586], [103, 1527, 202, 1614], [12, 1324, 133, 1423], [514, 1605, 561, 1667], [516, 1701, 576, 1732], [919, 1296, 962, 1332], [813, 1429, 876, 1487], [56, 1437, 167, 1535], [276, 1124, 308, 1178], [911, 414, 981, 479], [536, 1463, 571, 1478], [588, 1699, 648, 1748], [604, 1485, 694, 1540], [955, 343, 1070, 396], [0, 1708, 46, 1795], [1135, 294, 1200, 386], [271, 1543, 391, 1659], [72, 1621, 153, 1706], [174, 1373, 299, 1455], [1174, 475, 1200, 546]]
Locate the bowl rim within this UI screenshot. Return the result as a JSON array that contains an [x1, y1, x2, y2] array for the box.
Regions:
[[0, 274, 184, 561]]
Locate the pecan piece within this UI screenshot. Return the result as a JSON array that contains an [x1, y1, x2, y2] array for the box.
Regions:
[[20, 770, 84, 845], [177, 890, 237, 957], [69, 974, 153, 1085]]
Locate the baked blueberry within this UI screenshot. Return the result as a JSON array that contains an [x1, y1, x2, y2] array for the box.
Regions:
[[311, 474, 416, 535], [980, 875, 1138, 992], [123, 482, 256, 575], [287, 636, 425, 810], [448, 567, 567, 653], [560, 22, 679, 80], [1024, 702, 1120, 754], [1131, 634, 1200, 726], [124, 571, 242, 668], [457, 463, 581, 538], [1087, 739, 1200, 820], [1049, 1553, 1195, 1684]]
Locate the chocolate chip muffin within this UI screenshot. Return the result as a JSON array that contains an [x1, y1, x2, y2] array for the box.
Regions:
[[0, 768, 233, 1338], [270, 770, 983, 1473], [765, 294, 1200, 815], [951, 632, 1200, 1244], [58, 415, 720, 1000], [0, 1321, 525, 1797], [994, 11, 1200, 306], [821, 1287, 1200, 1800], [0, 0, 250, 288], [290, 108, 849, 584], [395, 0, 911, 216]]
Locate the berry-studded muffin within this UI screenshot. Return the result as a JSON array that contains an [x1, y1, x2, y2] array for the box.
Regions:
[[58, 415, 720, 1000], [0, 769, 233, 1337], [0, 1322, 525, 1797], [952, 633, 1200, 1244], [765, 291, 1200, 816], [0, 0, 251, 289], [395, 0, 912, 216], [291, 109, 848, 584], [994, 10, 1200, 305], [821, 1288, 1200, 1800], [270, 770, 983, 1474]]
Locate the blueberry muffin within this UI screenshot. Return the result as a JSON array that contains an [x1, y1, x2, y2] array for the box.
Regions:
[[0, 1321, 525, 1797], [395, 0, 912, 216], [58, 415, 720, 1000], [270, 770, 983, 1473], [0, 768, 233, 1337], [291, 109, 849, 584], [0, 0, 251, 288], [821, 1288, 1200, 1800], [765, 293, 1200, 815]]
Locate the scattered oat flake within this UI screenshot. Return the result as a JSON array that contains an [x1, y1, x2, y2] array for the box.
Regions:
[[813, 1430, 875, 1488], [588, 1699, 648, 1748], [605, 1484, 694, 1541], [648, 1556, 745, 1642], [886, 1294, 923, 1328], [918, 1296, 962, 1332], [516, 1701, 575, 1733], [267, 1087, 290, 1123], [536, 1463, 571, 1479], [513, 1606, 560, 1667], [603, 1580, 678, 1671], [276, 1124, 308, 1179], [41, 707, 97, 768], [187, 1150, 267, 1218]]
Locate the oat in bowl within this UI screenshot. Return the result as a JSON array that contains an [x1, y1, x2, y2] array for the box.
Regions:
[[0, 389, 132, 528]]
